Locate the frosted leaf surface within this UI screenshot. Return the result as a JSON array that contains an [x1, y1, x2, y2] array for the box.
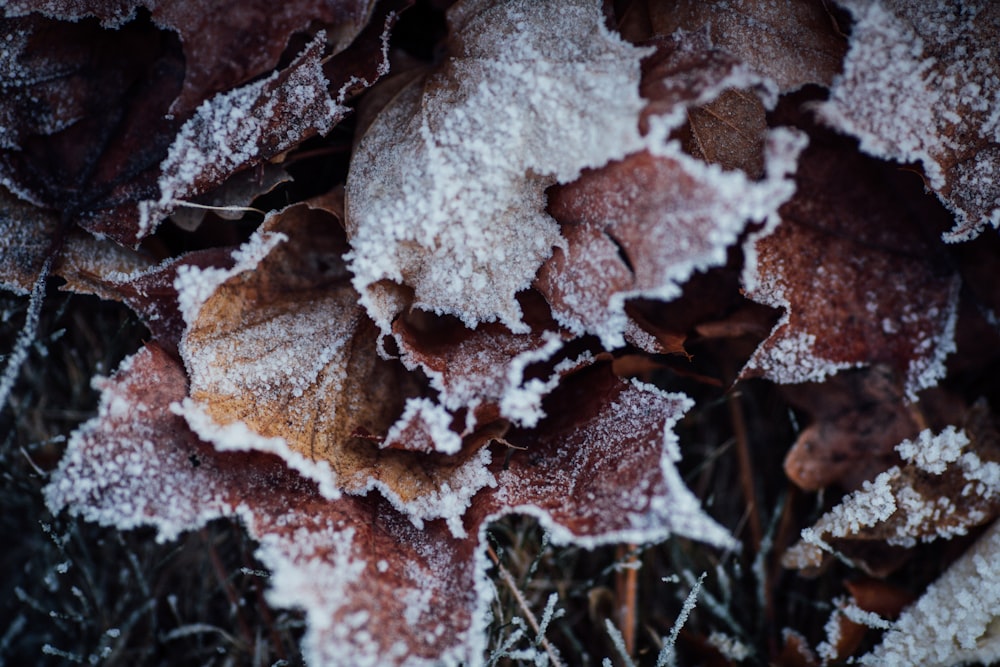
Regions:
[[42, 344, 487, 667], [136, 36, 346, 242], [345, 0, 650, 334], [391, 300, 572, 428], [3, 0, 377, 113], [742, 125, 960, 399], [0, 186, 59, 295], [47, 349, 733, 666], [861, 519, 1000, 666], [785, 415, 1000, 572], [479, 364, 735, 549], [177, 201, 495, 532], [645, 0, 846, 92], [819, 0, 1000, 241], [542, 129, 804, 350]]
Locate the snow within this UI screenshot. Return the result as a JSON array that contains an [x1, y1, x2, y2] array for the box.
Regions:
[[345, 0, 650, 335]]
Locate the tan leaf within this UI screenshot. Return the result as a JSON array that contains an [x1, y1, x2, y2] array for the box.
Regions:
[[175, 200, 494, 534]]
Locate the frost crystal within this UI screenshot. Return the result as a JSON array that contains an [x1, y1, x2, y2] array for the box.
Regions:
[[346, 0, 649, 334], [821, 0, 1000, 241]]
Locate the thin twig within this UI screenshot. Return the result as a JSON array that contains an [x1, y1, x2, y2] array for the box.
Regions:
[[486, 544, 564, 667], [728, 389, 762, 549], [614, 543, 639, 657]]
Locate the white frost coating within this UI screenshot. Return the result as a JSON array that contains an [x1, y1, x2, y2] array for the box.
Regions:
[[43, 350, 236, 542], [137, 34, 346, 240], [252, 522, 375, 667], [902, 275, 960, 401], [346, 0, 650, 334], [820, 0, 1000, 241], [384, 398, 463, 454], [497, 331, 565, 427], [862, 520, 1000, 666], [173, 230, 286, 326], [173, 398, 342, 500], [364, 447, 496, 539], [743, 330, 860, 385], [493, 382, 736, 550], [896, 426, 969, 474]]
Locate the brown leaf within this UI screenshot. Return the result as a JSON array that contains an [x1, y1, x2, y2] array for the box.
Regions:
[[174, 200, 497, 533], [47, 345, 732, 666], [1, 5, 389, 246], [4, 0, 376, 114], [345, 0, 651, 335], [742, 122, 960, 400], [818, 0, 1000, 241], [644, 0, 847, 91], [541, 131, 802, 349], [784, 405, 1000, 574]]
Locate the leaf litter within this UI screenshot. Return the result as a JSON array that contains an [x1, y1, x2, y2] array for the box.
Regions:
[[3, 0, 1000, 665]]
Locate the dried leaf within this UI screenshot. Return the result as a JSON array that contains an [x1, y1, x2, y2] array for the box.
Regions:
[[860, 519, 1000, 666], [541, 131, 803, 349], [742, 124, 960, 399], [819, 0, 1000, 241], [47, 345, 731, 666], [3, 0, 377, 113], [345, 0, 650, 334], [174, 201, 493, 534], [785, 416, 1000, 573], [645, 0, 847, 91]]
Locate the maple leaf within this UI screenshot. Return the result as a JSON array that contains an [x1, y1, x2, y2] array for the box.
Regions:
[[537, 30, 805, 350], [0, 2, 390, 246], [818, 0, 1000, 241], [345, 0, 651, 335], [46, 341, 733, 666]]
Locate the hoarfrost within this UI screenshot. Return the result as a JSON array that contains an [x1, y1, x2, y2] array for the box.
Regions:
[[821, 0, 1000, 241], [346, 0, 649, 334], [137, 35, 345, 241], [862, 520, 1000, 666]]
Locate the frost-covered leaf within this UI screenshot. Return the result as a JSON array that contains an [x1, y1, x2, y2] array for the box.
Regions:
[[742, 123, 960, 399], [3, 0, 377, 114], [0, 185, 58, 295], [819, 0, 1000, 241], [43, 343, 488, 666], [47, 345, 730, 666], [174, 200, 496, 534], [128, 34, 346, 244], [345, 0, 651, 335], [0, 6, 388, 246], [785, 414, 1000, 573], [532, 31, 802, 349], [642, 0, 847, 92], [481, 363, 735, 548], [541, 130, 803, 349], [860, 518, 1000, 666]]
